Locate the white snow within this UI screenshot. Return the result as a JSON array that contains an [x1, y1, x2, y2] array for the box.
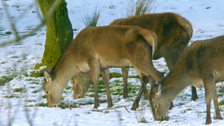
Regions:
[[1, 0, 224, 126]]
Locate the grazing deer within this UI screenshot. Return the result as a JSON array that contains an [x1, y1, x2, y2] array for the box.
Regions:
[[43, 25, 163, 108], [72, 68, 115, 107], [149, 35, 224, 124], [73, 12, 194, 110], [72, 73, 91, 99]]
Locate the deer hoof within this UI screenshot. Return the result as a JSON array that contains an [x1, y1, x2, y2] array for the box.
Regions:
[[131, 102, 138, 110], [107, 103, 113, 108], [93, 104, 99, 109]]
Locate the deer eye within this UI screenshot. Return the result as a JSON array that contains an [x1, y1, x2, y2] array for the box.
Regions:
[[45, 89, 49, 94], [154, 103, 159, 109]]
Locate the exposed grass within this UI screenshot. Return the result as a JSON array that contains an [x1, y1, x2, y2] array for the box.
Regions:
[[218, 85, 224, 97], [13, 87, 26, 92], [4, 94, 20, 98], [219, 100, 224, 106], [5, 31, 12, 35], [28, 66, 47, 78], [31, 90, 39, 93], [73, 76, 139, 99], [25, 100, 36, 103], [110, 72, 123, 78], [128, 75, 139, 78], [0, 75, 14, 86], [65, 86, 73, 90], [129, 83, 139, 94], [59, 101, 80, 109], [38, 70, 140, 108], [112, 79, 122, 84], [137, 118, 148, 123], [82, 8, 100, 27], [38, 102, 48, 107], [88, 80, 105, 93]]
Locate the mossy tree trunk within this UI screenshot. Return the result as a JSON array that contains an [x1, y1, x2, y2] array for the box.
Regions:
[[37, 0, 73, 68]]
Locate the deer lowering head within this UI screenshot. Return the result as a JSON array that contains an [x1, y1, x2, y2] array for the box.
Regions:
[[72, 12, 193, 110], [43, 25, 163, 108], [149, 35, 224, 124], [72, 73, 91, 99], [111, 12, 197, 109], [43, 53, 79, 107]]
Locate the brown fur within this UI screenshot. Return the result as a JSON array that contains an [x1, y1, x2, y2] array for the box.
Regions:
[[111, 12, 192, 65], [111, 12, 194, 110], [149, 35, 224, 124], [43, 25, 163, 108], [72, 12, 194, 110]]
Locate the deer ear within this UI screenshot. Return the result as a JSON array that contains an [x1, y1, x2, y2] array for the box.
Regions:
[[156, 84, 161, 95], [44, 71, 52, 84]]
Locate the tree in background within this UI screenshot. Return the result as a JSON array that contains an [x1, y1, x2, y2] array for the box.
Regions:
[[37, 0, 73, 68]]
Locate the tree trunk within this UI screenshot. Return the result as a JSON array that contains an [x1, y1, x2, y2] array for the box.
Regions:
[[37, 0, 73, 68]]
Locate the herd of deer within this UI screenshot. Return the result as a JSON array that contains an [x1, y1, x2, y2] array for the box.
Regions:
[[43, 12, 224, 124]]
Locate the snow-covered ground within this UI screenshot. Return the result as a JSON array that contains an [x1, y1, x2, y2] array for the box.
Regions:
[[1, 0, 224, 125]]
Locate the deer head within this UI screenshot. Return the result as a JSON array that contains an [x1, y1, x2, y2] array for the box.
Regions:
[[149, 82, 170, 121], [43, 71, 61, 107], [72, 74, 91, 99]]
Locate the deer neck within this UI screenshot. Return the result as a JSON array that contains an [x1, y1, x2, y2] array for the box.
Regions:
[[160, 65, 189, 102], [52, 54, 79, 89]]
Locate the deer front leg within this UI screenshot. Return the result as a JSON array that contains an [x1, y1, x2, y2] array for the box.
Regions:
[[143, 76, 153, 100], [89, 60, 100, 109], [122, 67, 129, 98], [131, 77, 145, 110], [131, 70, 147, 110], [101, 68, 113, 108]]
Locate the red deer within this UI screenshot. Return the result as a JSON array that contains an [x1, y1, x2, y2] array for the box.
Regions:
[[43, 25, 163, 108], [72, 73, 91, 99], [73, 12, 194, 110], [149, 35, 224, 124]]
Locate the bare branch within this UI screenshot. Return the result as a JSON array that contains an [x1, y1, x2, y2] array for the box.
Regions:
[[1, 0, 20, 40], [0, 21, 44, 46], [34, 1, 44, 22], [0, 0, 64, 47]]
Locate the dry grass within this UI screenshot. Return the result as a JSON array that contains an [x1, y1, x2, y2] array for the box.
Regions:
[[82, 8, 100, 27], [127, 0, 154, 17]]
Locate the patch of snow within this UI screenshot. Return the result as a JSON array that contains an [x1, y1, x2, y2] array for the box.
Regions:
[[0, 0, 224, 126]]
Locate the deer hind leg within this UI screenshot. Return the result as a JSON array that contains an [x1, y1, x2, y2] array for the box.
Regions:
[[88, 59, 101, 108], [212, 84, 222, 120], [101, 68, 113, 108], [204, 78, 215, 124], [191, 86, 198, 101], [122, 67, 129, 98]]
